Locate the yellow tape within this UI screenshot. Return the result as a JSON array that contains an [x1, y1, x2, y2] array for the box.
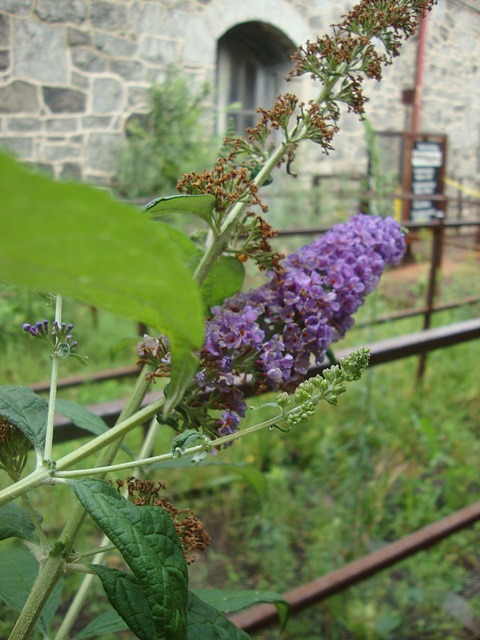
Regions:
[[445, 177, 480, 198]]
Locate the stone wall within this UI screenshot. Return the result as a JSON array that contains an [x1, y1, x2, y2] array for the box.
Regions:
[[0, 0, 479, 187]]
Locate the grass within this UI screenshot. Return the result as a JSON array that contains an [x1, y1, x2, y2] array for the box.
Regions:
[[0, 236, 479, 639]]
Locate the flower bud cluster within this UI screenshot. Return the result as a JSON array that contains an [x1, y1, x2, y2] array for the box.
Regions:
[[283, 347, 370, 427], [22, 319, 87, 364], [23, 320, 78, 356]]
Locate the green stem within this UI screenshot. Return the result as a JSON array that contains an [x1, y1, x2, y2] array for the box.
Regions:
[[192, 65, 348, 289], [43, 356, 59, 464], [74, 543, 116, 559], [8, 555, 64, 640], [54, 395, 165, 472], [54, 403, 308, 478], [0, 467, 50, 508], [43, 294, 62, 464], [64, 563, 96, 575], [54, 551, 102, 640], [192, 142, 290, 287]]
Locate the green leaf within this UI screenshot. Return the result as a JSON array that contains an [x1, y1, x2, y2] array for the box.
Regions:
[[155, 220, 198, 262], [187, 591, 251, 640], [193, 589, 290, 631], [0, 151, 204, 398], [0, 503, 37, 542], [0, 385, 48, 453], [55, 398, 109, 437], [143, 194, 216, 228], [200, 256, 245, 309], [72, 478, 188, 640], [91, 566, 156, 640], [0, 548, 62, 637], [72, 609, 128, 640]]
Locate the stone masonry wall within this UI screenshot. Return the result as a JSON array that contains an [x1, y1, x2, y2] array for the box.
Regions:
[[0, 0, 479, 187]]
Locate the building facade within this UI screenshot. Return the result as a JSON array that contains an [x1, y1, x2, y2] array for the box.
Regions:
[[0, 0, 478, 188]]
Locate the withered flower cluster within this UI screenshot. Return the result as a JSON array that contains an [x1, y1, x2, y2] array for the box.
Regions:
[[176, 0, 436, 268], [114, 477, 211, 564], [0, 416, 30, 479]]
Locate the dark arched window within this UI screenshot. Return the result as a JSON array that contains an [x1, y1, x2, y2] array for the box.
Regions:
[[216, 22, 296, 135]]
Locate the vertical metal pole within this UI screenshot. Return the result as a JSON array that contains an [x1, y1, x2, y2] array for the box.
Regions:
[[412, 14, 429, 133], [457, 178, 463, 230], [416, 215, 444, 381]]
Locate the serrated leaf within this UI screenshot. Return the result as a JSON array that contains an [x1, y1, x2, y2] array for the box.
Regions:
[[0, 548, 62, 637], [0, 151, 204, 401], [72, 609, 128, 640], [186, 591, 251, 640], [0, 503, 37, 542], [200, 256, 245, 309], [0, 385, 48, 453], [92, 566, 156, 640], [193, 589, 290, 630], [72, 478, 188, 640], [143, 194, 216, 228]]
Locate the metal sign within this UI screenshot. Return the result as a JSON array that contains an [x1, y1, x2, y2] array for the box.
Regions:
[[402, 133, 447, 222]]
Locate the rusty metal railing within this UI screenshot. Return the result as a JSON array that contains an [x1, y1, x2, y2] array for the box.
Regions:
[[229, 498, 480, 633], [49, 318, 480, 441]]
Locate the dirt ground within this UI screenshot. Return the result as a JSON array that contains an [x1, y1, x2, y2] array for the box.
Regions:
[[379, 234, 480, 308]]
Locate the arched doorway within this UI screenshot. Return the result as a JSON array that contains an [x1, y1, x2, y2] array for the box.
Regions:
[[216, 22, 297, 135]]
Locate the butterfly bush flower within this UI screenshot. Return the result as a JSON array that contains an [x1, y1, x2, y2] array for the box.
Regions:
[[190, 214, 405, 438], [138, 214, 405, 441]]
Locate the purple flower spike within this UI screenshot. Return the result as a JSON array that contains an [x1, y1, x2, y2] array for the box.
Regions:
[[187, 214, 406, 442]]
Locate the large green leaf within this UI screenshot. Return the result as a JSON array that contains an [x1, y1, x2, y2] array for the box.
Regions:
[[0, 385, 48, 453], [0, 548, 62, 637], [72, 478, 188, 640], [0, 151, 204, 400], [91, 566, 156, 640], [193, 588, 290, 630], [186, 591, 251, 640], [154, 220, 198, 262], [0, 503, 36, 542]]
